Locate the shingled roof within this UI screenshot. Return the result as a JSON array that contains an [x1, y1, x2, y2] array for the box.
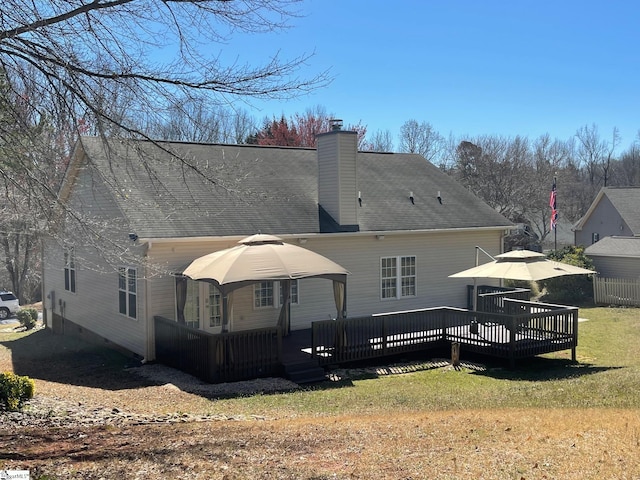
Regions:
[[574, 187, 640, 235], [585, 236, 640, 257], [74, 136, 511, 239], [601, 187, 640, 234]]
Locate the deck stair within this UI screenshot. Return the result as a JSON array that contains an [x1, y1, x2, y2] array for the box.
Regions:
[[283, 358, 326, 384]]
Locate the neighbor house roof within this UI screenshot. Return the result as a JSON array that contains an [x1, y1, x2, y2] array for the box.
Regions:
[[573, 187, 640, 234], [585, 236, 640, 257], [70, 136, 511, 239]]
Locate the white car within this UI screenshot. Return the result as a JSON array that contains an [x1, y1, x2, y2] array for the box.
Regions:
[[0, 291, 20, 320]]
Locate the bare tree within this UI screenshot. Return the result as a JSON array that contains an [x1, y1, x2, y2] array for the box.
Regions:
[[149, 96, 257, 144], [0, 69, 62, 302], [453, 135, 531, 220], [362, 129, 394, 152], [398, 120, 444, 163], [1, 1, 326, 129], [602, 127, 620, 187], [437, 132, 460, 172], [527, 135, 574, 241], [0, 0, 329, 280], [575, 124, 608, 189], [612, 140, 640, 186]]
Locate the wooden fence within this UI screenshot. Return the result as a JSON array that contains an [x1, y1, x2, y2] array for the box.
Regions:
[[593, 276, 640, 307], [154, 316, 281, 383]]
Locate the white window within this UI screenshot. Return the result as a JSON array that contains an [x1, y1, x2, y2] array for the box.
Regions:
[[255, 281, 299, 309], [381, 256, 416, 299], [64, 248, 76, 293], [401, 256, 416, 297], [381, 257, 397, 299], [118, 267, 137, 319], [254, 281, 274, 308], [592, 232, 600, 244], [206, 284, 222, 328]]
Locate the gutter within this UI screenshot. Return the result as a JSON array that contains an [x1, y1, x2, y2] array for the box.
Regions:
[[137, 225, 514, 248]]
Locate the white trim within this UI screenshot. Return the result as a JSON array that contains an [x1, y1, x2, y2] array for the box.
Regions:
[[380, 255, 417, 301], [118, 266, 138, 320], [138, 225, 513, 247]]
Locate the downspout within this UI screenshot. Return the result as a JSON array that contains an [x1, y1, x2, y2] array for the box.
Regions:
[[40, 237, 46, 328], [142, 241, 152, 362]]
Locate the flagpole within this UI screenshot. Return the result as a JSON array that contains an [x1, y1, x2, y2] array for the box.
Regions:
[[554, 175, 557, 252], [549, 174, 558, 252]]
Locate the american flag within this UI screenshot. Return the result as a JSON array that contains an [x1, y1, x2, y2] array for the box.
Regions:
[[549, 178, 558, 230]]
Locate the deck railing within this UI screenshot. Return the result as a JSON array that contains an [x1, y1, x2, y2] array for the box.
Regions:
[[311, 307, 449, 364], [154, 299, 579, 383], [446, 300, 577, 364], [467, 285, 531, 311], [154, 316, 281, 383], [311, 300, 578, 368], [476, 287, 531, 313]]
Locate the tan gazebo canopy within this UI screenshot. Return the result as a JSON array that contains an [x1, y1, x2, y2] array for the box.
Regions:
[[449, 248, 596, 311], [181, 234, 350, 333], [450, 249, 595, 282]]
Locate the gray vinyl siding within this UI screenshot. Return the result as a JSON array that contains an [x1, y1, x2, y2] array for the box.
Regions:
[[303, 230, 502, 317], [589, 256, 640, 279], [43, 239, 148, 357], [144, 229, 504, 336], [42, 162, 148, 357], [576, 195, 633, 246], [317, 131, 359, 226]]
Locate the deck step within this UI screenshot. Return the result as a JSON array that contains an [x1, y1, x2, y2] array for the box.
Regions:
[[283, 360, 327, 384]]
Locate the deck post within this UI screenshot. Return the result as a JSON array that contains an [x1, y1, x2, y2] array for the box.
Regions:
[[572, 309, 579, 363], [382, 318, 388, 356], [451, 342, 460, 368], [208, 335, 218, 383], [509, 316, 516, 369]]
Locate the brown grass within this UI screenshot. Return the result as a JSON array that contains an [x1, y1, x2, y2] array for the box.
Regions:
[[5, 410, 640, 479], [2, 311, 640, 479]]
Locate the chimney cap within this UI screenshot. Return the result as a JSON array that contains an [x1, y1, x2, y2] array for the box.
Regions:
[[329, 119, 343, 131]]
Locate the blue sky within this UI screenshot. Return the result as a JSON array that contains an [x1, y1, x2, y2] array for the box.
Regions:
[[217, 1, 639, 150]]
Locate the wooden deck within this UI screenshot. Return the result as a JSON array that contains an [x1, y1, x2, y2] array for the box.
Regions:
[[155, 299, 579, 383], [302, 300, 577, 369]]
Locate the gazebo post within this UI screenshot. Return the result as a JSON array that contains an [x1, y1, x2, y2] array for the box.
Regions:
[[222, 293, 230, 333]]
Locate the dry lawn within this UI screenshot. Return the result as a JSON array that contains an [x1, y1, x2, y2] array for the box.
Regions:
[[5, 409, 640, 479], [2, 308, 640, 479]]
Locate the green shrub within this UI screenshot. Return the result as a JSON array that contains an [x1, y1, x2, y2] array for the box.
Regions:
[[539, 245, 595, 304], [0, 372, 35, 411], [17, 308, 38, 330]]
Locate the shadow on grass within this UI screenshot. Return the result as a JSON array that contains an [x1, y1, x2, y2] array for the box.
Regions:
[[471, 354, 622, 381], [0, 327, 155, 391]]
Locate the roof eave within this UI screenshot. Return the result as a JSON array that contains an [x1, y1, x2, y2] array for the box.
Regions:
[[139, 224, 514, 247]]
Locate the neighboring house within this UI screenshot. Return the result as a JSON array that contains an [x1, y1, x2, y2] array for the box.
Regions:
[[573, 187, 640, 246], [584, 236, 640, 279], [43, 126, 512, 361]]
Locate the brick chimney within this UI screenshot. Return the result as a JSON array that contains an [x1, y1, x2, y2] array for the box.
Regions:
[[316, 120, 359, 231]]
